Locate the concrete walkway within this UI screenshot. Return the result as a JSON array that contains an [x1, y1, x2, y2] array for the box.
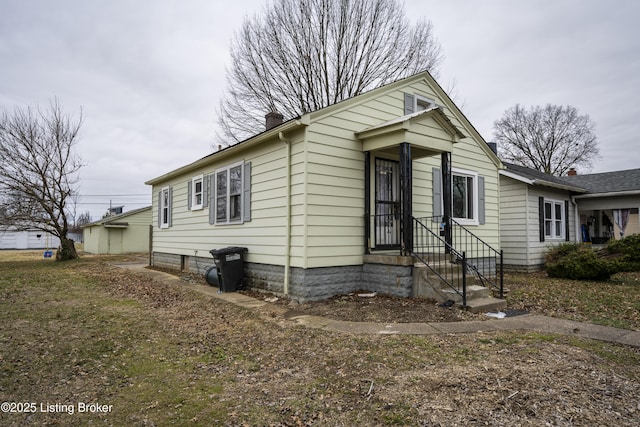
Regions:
[[111, 262, 640, 348]]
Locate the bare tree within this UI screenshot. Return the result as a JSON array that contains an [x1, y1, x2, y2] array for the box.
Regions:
[[0, 99, 83, 260], [493, 104, 599, 176], [70, 210, 92, 236], [217, 0, 444, 144]]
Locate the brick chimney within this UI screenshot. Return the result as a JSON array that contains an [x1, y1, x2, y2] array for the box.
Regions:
[[265, 111, 283, 130], [567, 168, 577, 176]]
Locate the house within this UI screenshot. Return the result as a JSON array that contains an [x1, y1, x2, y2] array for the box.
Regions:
[[0, 228, 60, 250], [82, 206, 152, 255], [145, 71, 504, 304], [499, 163, 640, 271], [564, 168, 640, 243], [499, 162, 586, 271]]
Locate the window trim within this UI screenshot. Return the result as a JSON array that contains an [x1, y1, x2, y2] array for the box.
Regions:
[[544, 198, 565, 239], [214, 161, 245, 225], [451, 167, 479, 226], [160, 186, 171, 229], [414, 94, 437, 112], [190, 174, 204, 211]]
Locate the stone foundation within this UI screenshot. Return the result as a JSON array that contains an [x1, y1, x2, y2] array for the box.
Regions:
[[289, 266, 363, 302], [245, 262, 285, 294], [151, 251, 414, 302], [503, 263, 544, 273]]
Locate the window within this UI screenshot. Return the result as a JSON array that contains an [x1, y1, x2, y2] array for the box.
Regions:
[[452, 169, 478, 224], [432, 167, 485, 225], [160, 186, 171, 228], [214, 162, 246, 224], [544, 199, 564, 239], [190, 175, 204, 210], [415, 95, 436, 112]]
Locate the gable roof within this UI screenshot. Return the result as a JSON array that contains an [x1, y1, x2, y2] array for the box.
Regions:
[[563, 168, 640, 194], [501, 162, 640, 196], [83, 206, 152, 228], [500, 162, 588, 193], [147, 70, 502, 186], [356, 105, 466, 140]]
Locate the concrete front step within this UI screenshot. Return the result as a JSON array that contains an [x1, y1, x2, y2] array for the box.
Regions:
[[413, 264, 506, 313], [459, 296, 507, 313], [440, 284, 492, 303], [414, 263, 465, 289]]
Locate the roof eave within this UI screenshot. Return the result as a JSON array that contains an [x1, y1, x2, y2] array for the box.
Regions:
[[145, 117, 308, 186], [104, 222, 129, 228], [500, 170, 587, 192], [573, 189, 640, 199]]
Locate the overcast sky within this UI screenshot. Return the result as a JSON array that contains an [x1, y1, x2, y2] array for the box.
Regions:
[[1, 0, 639, 221]]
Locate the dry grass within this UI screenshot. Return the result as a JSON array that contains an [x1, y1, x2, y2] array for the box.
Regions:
[[1, 253, 639, 426]]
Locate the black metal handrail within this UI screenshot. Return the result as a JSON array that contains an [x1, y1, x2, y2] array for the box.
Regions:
[[368, 214, 504, 306], [412, 216, 468, 306], [451, 217, 504, 298], [415, 216, 503, 298]]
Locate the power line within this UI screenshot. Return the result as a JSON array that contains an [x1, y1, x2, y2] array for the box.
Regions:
[[74, 202, 150, 206], [77, 194, 150, 197]]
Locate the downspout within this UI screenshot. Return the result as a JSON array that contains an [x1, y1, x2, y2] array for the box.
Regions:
[[570, 195, 579, 243], [279, 131, 291, 295]]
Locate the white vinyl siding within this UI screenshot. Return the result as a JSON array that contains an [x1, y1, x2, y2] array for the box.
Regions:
[[500, 173, 577, 270], [499, 176, 530, 269]]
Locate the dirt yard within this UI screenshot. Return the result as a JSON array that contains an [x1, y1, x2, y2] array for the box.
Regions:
[[1, 252, 639, 426]]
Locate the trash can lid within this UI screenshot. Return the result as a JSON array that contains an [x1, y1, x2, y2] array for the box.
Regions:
[[209, 246, 248, 257]]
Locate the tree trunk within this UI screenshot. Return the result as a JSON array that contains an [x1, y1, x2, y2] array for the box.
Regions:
[[56, 237, 78, 261]]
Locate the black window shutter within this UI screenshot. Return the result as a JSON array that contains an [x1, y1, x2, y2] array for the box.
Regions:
[[404, 93, 415, 115], [539, 197, 545, 242], [187, 180, 192, 210], [565, 200, 570, 241]]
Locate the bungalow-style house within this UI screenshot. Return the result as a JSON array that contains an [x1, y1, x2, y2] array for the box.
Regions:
[[146, 71, 505, 307], [82, 206, 152, 255], [500, 163, 640, 271], [0, 227, 60, 250], [564, 168, 640, 243]]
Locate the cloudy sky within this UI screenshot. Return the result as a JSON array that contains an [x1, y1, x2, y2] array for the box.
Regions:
[[1, 0, 638, 221]]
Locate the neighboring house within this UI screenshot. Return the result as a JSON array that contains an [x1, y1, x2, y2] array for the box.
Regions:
[[82, 206, 152, 255], [564, 168, 640, 244], [0, 228, 60, 250], [146, 71, 503, 302], [500, 163, 640, 271], [499, 162, 586, 271]]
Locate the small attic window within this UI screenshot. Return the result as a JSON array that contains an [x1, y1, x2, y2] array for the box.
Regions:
[[415, 95, 436, 112]]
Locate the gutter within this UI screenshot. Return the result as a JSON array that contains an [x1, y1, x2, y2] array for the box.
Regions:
[[572, 189, 640, 199], [145, 117, 308, 186], [499, 170, 586, 193], [104, 222, 129, 228], [279, 131, 292, 295], [570, 195, 580, 243]]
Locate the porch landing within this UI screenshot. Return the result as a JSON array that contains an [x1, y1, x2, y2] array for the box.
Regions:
[[364, 254, 507, 313]]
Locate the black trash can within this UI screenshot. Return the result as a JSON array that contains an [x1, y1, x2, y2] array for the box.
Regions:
[[207, 247, 248, 292]]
